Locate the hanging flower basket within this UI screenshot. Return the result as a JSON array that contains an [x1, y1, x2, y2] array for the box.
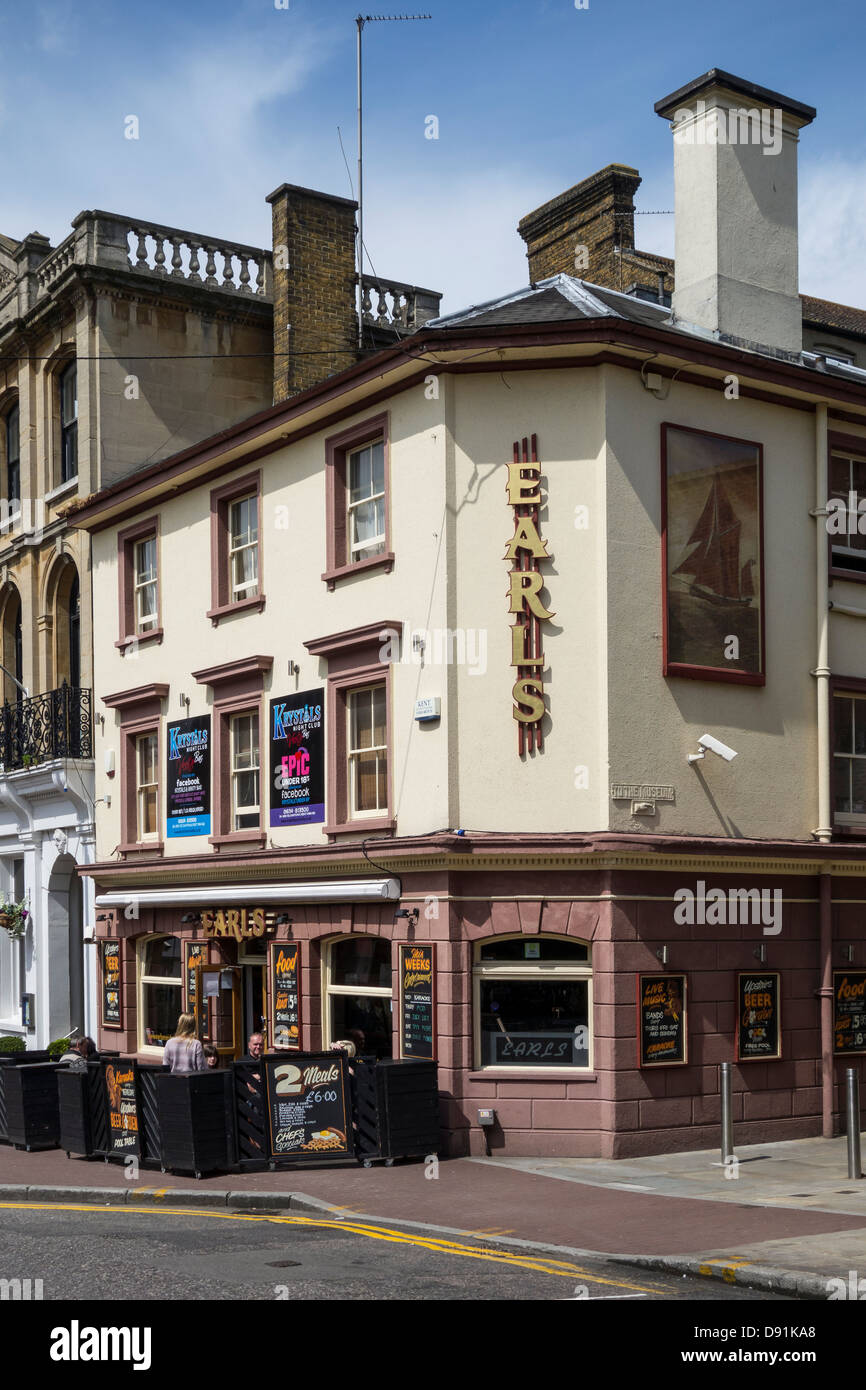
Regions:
[[0, 898, 29, 940]]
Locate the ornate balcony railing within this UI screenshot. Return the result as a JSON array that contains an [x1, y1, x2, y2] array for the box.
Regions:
[[0, 684, 92, 771]]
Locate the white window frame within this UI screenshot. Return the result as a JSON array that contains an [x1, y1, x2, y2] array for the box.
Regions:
[[472, 935, 593, 1074], [833, 691, 866, 824], [347, 440, 386, 561], [830, 454, 866, 563], [133, 535, 158, 633], [228, 493, 259, 599], [231, 710, 260, 830], [137, 934, 182, 1056], [347, 683, 387, 819], [321, 934, 393, 1051], [136, 731, 159, 841]]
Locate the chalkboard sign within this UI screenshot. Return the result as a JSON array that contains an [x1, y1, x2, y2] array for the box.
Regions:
[[736, 972, 781, 1061], [100, 940, 122, 1029], [185, 941, 206, 1016], [833, 971, 866, 1055], [270, 941, 301, 1050], [400, 943, 435, 1060], [103, 1059, 140, 1158], [263, 1052, 353, 1161], [637, 974, 688, 1067]]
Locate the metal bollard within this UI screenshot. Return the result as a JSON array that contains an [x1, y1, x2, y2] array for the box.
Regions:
[[720, 1062, 734, 1164], [846, 1068, 863, 1180]]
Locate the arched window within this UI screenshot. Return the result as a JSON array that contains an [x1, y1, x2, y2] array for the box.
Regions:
[[52, 561, 81, 691], [323, 936, 392, 1058], [137, 934, 182, 1054], [473, 935, 592, 1071], [0, 585, 23, 704]]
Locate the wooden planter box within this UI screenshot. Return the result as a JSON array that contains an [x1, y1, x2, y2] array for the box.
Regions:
[[58, 1063, 109, 1157], [155, 1071, 233, 1177], [3, 1062, 61, 1150], [352, 1059, 440, 1164]]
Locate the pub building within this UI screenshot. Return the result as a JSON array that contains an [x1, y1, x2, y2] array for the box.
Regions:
[[73, 70, 866, 1158]]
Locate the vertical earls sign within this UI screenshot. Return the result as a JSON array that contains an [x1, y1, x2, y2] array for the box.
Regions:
[[270, 690, 325, 826], [507, 435, 554, 754], [166, 715, 211, 837]]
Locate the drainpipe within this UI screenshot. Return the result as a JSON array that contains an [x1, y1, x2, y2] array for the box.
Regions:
[[814, 402, 832, 842], [814, 402, 835, 1136], [819, 870, 835, 1137]]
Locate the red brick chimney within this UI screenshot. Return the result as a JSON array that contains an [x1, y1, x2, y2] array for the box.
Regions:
[[266, 184, 359, 402]]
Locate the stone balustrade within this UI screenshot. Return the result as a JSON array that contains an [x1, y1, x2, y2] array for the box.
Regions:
[[359, 275, 441, 332]]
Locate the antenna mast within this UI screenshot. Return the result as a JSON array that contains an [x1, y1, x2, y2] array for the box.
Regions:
[[356, 12, 432, 350]]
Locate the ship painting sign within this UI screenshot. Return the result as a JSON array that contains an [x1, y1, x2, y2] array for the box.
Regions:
[[662, 423, 764, 685], [506, 434, 554, 753]]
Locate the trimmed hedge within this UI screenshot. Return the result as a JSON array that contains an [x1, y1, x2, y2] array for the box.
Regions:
[[47, 1037, 71, 1059], [0, 1035, 26, 1053]]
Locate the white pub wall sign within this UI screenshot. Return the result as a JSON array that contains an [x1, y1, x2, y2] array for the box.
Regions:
[[506, 434, 554, 754]]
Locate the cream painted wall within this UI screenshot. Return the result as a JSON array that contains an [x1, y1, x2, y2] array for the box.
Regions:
[[91, 391, 452, 857], [604, 364, 819, 839], [450, 368, 608, 833]]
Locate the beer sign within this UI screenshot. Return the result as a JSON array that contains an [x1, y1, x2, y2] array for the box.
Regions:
[[100, 940, 122, 1029], [736, 972, 781, 1061]]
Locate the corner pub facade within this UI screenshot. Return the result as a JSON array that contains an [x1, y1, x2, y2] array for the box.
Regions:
[[72, 71, 866, 1159]]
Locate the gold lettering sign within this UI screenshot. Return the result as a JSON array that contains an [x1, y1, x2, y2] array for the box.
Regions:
[[201, 907, 274, 943], [506, 435, 553, 753]]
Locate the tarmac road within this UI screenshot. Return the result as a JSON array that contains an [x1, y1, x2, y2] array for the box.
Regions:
[[0, 1203, 794, 1302]]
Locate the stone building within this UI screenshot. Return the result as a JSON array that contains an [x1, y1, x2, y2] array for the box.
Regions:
[[70, 70, 866, 1158]]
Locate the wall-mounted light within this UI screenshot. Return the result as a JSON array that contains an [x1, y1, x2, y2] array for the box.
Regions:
[[275, 913, 292, 927], [394, 907, 420, 927], [180, 912, 200, 925], [179, 693, 190, 711], [656, 945, 669, 966], [104, 748, 115, 778], [842, 945, 855, 963], [753, 943, 767, 963], [288, 661, 298, 678], [95, 713, 105, 731]]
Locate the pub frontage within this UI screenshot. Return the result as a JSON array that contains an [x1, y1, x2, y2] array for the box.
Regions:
[[82, 836, 866, 1160]]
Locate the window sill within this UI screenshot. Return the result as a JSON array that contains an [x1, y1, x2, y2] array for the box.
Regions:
[[325, 817, 395, 839], [322, 552, 395, 591], [209, 830, 267, 850], [45, 476, 79, 504], [830, 565, 866, 586], [115, 629, 164, 652], [207, 595, 266, 626], [468, 1070, 598, 1082], [118, 841, 164, 857]]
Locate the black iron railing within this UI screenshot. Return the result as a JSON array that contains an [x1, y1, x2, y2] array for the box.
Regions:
[[0, 683, 92, 770]]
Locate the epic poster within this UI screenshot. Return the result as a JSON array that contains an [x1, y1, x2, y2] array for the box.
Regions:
[[166, 715, 211, 837], [269, 690, 324, 826]]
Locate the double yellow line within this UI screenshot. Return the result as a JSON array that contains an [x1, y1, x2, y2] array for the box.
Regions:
[[0, 1201, 657, 1292]]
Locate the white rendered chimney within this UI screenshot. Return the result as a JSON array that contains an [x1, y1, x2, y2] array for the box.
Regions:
[[655, 70, 815, 353]]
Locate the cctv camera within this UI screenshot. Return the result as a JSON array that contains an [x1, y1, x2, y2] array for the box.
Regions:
[[697, 733, 738, 762]]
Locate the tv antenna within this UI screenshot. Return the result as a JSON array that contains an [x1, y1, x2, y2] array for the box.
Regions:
[[356, 12, 432, 348]]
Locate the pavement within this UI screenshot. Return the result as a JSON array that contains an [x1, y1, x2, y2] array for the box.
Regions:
[[2, 1134, 866, 1298]]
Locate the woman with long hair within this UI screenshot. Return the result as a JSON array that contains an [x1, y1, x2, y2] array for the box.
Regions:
[[162, 1012, 206, 1073]]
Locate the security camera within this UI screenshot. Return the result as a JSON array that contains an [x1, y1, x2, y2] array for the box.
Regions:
[[688, 733, 738, 764]]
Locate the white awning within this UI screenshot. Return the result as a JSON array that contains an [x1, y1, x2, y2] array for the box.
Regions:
[[95, 878, 401, 909]]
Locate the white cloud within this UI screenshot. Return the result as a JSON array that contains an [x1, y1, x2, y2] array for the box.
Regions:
[[799, 157, 866, 310]]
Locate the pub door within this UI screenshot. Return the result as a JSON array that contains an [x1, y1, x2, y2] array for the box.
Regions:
[[196, 964, 242, 1062], [238, 939, 268, 1047]]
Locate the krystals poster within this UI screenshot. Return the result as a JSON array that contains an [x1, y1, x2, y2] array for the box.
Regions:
[[270, 690, 324, 826], [166, 715, 211, 837]]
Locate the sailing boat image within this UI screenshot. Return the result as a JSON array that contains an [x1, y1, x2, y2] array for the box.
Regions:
[[673, 475, 756, 607]]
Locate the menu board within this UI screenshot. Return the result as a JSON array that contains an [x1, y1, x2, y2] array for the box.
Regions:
[[270, 941, 301, 1050], [185, 941, 206, 1018], [100, 940, 122, 1029], [399, 943, 435, 1060], [269, 690, 325, 826], [264, 1052, 353, 1160], [103, 1060, 140, 1158], [833, 971, 866, 1055], [166, 715, 211, 837], [736, 972, 781, 1061], [638, 974, 688, 1067]]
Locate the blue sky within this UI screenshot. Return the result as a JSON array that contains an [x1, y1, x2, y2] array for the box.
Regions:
[[1, 0, 863, 312]]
